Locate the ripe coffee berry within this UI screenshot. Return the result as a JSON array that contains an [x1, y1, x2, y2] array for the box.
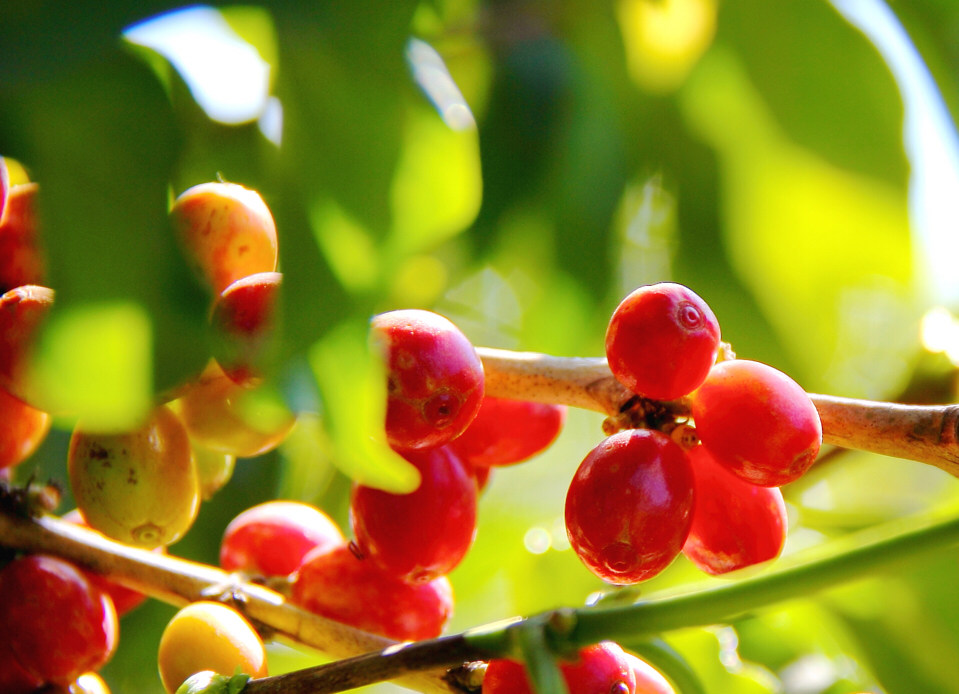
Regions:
[[623, 653, 676, 694], [483, 642, 637, 694], [682, 445, 788, 575], [565, 429, 694, 584], [220, 500, 344, 577], [210, 270, 281, 386], [0, 283, 54, 407], [0, 182, 46, 294], [0, 383, 50, 470], [371, 308, 484, 450], [690, 359, 822, 486], [0, 554, 118, 685], [605, 283, 721, 401], [291, 542, 453, 641], [351, 444, 477, 583], [450, 396, 566, 467]]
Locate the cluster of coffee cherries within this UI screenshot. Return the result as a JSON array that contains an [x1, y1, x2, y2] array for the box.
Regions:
[[566, 282, 822, 585], [0, 159, 296, 692], [364, 308, 681, 693]]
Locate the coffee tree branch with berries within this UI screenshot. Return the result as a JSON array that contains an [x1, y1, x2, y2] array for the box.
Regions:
[[4, 2, 959, 694]]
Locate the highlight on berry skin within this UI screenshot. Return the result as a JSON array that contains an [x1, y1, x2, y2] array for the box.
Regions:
[[605, 282, 721, 401]]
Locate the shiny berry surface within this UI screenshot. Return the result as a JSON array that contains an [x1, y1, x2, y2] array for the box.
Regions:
[[351, 444, 477, 583], [0, 284, 54, 406], [0, 554, 118, 685], [291, 542, 453, 641], [565, 429, 694, 584], [0, 182, 46, 294], [605, 283, 721, 401], [0, 383, 50, 470], [68, 405, 200, 548], [450, 397, 566, 467], [682, 445, 788, 575], [483, 642, 637, 694], [170, 181, 278, 295], [210, 271, 281, 386], [157, 601, 267, 694], [220, 500, 344, 577], [371, 309, 484, 450], [623, 653, 676, 694], [690, 359, 822, 486]]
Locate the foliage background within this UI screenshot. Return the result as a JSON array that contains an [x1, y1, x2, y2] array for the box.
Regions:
[[4, 0, 959, 692]]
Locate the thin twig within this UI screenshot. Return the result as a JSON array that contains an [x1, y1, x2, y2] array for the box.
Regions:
[[0, 509, 459, 694], [477, 348, 959, 478]]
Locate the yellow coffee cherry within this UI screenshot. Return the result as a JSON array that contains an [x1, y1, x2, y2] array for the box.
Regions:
[[157, 601, 267, 694], [68, 405, 200, 548]]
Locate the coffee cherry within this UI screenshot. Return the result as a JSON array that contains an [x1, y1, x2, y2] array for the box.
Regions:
[[682, 445, 788, 575], [61, 510, 151, 616], [565, 429, 694, 584], [157, 601, 267, 694], [0, 554, 118, 685], [220, 500, 344, 577], [174, 363, 296, 458], [0, 383, 50, 470], [483, 642, 637, 694], [690, 359, 822, 486], [0, 182, 46, 294], [371, 309, 484, 450], [170, 181, 278, 295], [0, 283, 54, 406], [291, 543, 453, 641], [605, 283, 721, 401], [623, 653, 676, 694], [210, 271, 281, 387], [192, 442, 236, 500], [350, 445, 477, 583], [68, 405, 200, 548], [450, 397, 566, 467]]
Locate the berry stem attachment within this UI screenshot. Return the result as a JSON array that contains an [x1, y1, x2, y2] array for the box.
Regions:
[[476, 347, 959, 477]]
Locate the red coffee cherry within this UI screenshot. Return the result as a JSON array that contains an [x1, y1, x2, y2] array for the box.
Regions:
[[682, 445, 788, 575], [623, 653, 676, 693], [291, 542, 453, 641], [220, 500, 344, 577], [210, 271, 281, 387], [690, 359, 822, 486], [371, 309, 484, 450], [350, 445, 477, 583], [0, 383, 50, 471], [450, 397, 566, 467], [484, 642, 637, 694], [0, 554, 118, 685], [565, 429, 694, 584], [605, 283, 721, 401], [0, 182, 46, 294], [0, 284, 54, 407]]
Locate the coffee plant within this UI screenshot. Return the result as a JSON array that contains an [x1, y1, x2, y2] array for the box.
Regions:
[[4, 1, 959, 693]]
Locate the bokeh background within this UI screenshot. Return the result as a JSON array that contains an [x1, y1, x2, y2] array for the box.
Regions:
[[5, 0, 959, 692]]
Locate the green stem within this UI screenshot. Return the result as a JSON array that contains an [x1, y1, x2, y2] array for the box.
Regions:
[[569, 508, 959, 645]]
